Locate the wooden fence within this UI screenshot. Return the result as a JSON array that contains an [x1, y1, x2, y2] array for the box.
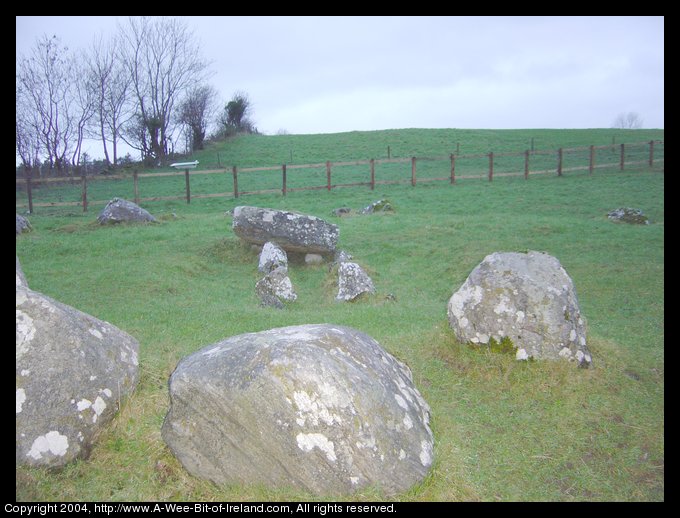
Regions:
[[15, 140, 664, 214]]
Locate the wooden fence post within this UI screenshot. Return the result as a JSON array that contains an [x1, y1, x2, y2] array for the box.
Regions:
[[488, 152, 494, 182], [620, 143, 625, 170], [648, 140, 654, 168], [185, 168, 191, 203], [370, 159, 375, 190], [133, 170, 140, 204], [25, 168, 34, 214], [232, 166, 239, 198], [82, 174, 88, 212], [589, 145, 594, 175], [524, 150, 529, 180], [282, 164, 287, 196], [326, 161, 332, 191], [411, 156, 416, 186], [450, 154, 456, 184], [557, 148, 563, 176]]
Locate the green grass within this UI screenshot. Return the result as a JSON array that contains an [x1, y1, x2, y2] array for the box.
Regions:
[[16, 129, 663, 501]]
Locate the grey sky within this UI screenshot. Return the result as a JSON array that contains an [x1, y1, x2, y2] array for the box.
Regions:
[[16, 16, 664, 159]]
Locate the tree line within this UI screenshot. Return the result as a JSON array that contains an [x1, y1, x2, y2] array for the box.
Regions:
[[16, 16, 255, 175]]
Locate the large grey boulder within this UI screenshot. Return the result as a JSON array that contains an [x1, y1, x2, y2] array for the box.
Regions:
[[233, 206, 339, 254], [447, 251, 591, 366], [97, 198, 156, 225], [336, 262, 376, 301], [162, 324, 433, 496], [16, 214, 32, 235], [16, 286, 139, 467]]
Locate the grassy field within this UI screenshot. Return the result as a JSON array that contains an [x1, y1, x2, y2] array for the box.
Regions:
[[16, 129, 664, 501]]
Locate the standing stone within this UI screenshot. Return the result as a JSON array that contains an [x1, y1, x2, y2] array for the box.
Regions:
[[233, 206, 339, 254], [16, 214, 32, 235], [97, 198, 156, 225], [16, 287, 139, 467], [336, 262, 376, 301], [447, 251, 591, 366], [256, 266, 297, 307], [162, 324, 433, 496], [258, 242, 288, 274]]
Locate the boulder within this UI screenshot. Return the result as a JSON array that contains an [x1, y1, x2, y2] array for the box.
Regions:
[[304, 253, 324, 265], [336, 262, 376, 301], [255, 266, 297, 307], [162, 324, 433, 496], [16, 214, 32, 235], [447, 251, 591, 366], [607, 207, 649, 225], [331, 207, 352, 217], [258, 242, 288, 274], [97, 198, 156, 225], [360, 199, 393, 215], [16, 286, 139, 467], [233, 206, 339, 254]]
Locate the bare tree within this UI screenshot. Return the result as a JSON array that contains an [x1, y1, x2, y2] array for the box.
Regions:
[[85, 35, 133, 167], [16, 35, 74, 172], [612, 112, 643, 129], [177, 84, 218, 152], [118, 17, 210, 165]]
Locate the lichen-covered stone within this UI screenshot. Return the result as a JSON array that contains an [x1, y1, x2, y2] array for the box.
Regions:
[[447, 251, 591, 366], [16, 214, 32, 235], [233, 206, 339, 254], [258, 242, 288, 274], [16, 286, 139, 467], [336, 262, 376, 301], [255, 266, 297, 307], [97, 198, 156, 225], [162, 324, 433, 496], [607, 207, 650, 225], [359, 199, 393, 214]]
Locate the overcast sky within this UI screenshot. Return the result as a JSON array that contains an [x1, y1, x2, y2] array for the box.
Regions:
[[16, 16, 664, 160]]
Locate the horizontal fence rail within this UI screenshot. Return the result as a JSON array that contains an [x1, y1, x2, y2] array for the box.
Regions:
[[16, 140, 664, 214]]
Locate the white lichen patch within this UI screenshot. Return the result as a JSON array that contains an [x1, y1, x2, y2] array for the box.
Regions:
[[26, 431, 69, 460], [16, 388, 26, 413], [399, 449, 406, 460], [394, 394, 408, 410], [403, 414, 413, 430], [16, 310, 36, 360], [448, 284, 484, 320], [516, 348, 529, 361], [419, 440, 433, 467], [296, 432, 337, 462], [21, 370, 30, 377], [558, 347, 572, 359], [293, 385, 347, 427], [76, 399, 92, 411], [88, 328, 103, 340], [101, 388, 113, 398], [93, 396, 107, 416]]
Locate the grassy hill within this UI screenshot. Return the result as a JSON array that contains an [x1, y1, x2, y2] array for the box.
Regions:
[[16, 128, 664, 501], [191, 128, 665, 169]]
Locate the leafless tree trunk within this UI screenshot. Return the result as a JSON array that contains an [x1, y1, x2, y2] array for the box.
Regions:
[[118, 17, 210, 165], [85, 35, 133, 167], [178, 84, 218, 152]]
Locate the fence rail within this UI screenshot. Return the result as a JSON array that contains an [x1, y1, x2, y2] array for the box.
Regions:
[[16, 140, 664, 214]]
